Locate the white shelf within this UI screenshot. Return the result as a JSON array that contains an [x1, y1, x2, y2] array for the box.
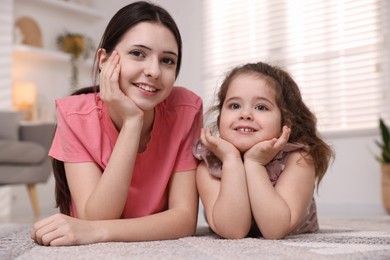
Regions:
[[15, 0, 103, 20], [13, 44, 96, 67], [13, 44, 71, 62]]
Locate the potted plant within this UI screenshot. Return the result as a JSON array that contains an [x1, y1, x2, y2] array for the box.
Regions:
[[376, 118, 390, 213], [56, 32, 94, 90]]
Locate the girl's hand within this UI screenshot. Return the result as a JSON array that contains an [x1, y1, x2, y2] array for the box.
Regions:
[[99, 49, 143, 121], [244, 126, 291, 165], [200, 128, 241, 162], [31, 213, 100, 246]]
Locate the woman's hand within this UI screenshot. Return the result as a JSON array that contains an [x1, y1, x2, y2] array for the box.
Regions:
[[244, 126, 291, 165], [98, 49, 143, 121], [31, 213, 101, 246], [200, 128, 241, 162]]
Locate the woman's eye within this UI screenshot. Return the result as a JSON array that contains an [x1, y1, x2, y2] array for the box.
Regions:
[[255, 105, 267, 111], [130, 50, 145, 58], [229, 103, 240, 109], [162, 57, 176, 65]]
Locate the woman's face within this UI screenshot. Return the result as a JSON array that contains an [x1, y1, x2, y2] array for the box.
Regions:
[[103, 22, 179, 111], [219, 74, 283, 152]]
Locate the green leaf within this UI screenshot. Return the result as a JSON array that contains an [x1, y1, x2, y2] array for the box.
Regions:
[[375, 140, 385, 149], [383, 149, 390, 163], [380, 118, 390, 150]]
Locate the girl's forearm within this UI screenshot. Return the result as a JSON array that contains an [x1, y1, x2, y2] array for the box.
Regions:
[[211, 159, 252, 239], [244, 161, 293, 239]]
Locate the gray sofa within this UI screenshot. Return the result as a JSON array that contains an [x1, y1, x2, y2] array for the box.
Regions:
[[0, 111, 55, 217]]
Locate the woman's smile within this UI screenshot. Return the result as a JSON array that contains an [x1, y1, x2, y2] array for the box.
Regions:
[[133, 83, 159, 96]]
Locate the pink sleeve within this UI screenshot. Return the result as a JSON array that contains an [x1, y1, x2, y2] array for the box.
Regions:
[[48, 100, 93, 162], [173, 99, 203, 172]]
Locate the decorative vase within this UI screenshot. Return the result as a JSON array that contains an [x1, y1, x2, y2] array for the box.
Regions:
[[381, 163, 390, 214]]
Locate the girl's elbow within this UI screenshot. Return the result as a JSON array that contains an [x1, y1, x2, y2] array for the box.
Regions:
[[207, 213, 252, 239], [216, 229, 249, 239], [223, 230, 248, 240], [213, 223, 251, 239], [262, 233, 285, 240], [261, 228, 288, 240]]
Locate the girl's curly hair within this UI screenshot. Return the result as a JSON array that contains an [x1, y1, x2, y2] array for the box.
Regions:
[[206, 62, 334, 188]]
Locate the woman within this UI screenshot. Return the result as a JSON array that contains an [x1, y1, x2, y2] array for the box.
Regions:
[[31, 1, 202, 246]]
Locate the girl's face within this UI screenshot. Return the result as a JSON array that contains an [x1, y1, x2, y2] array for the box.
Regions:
[[105, 22, 178, 111], [219, 73, 282, 152]]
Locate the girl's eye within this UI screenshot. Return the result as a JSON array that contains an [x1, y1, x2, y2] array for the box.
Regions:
[[229, 103, 240, 109], [130, 50, 145, 58], [255, 105, 267, 111], [162, 57, 176, 65]]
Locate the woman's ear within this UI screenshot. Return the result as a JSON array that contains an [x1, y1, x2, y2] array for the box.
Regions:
[[97, 48, 108, 71]]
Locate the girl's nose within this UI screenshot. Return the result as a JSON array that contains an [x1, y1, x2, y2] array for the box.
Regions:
[[239, 109, 253, 120], [144, 58, 161, 79]]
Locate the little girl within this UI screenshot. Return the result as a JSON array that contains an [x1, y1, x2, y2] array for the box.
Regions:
[[194, 62, 334, 239]]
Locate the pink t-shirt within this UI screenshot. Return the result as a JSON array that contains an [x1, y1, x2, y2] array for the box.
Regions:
[[49, 87, 203, 218]]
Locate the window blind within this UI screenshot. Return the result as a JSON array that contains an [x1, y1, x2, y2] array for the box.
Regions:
[[202, 0, 389, 132]]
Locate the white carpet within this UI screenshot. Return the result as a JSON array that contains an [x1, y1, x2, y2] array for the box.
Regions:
[[1, 216, 390, 259]]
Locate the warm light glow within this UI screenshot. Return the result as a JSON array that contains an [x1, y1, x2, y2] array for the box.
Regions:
[[13, 82, 37, 121]]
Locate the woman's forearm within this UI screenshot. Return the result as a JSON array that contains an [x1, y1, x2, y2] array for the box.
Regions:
[[93, 204, 198, 243], [84, 119, 143, 220], [31, 206, 198, 246]]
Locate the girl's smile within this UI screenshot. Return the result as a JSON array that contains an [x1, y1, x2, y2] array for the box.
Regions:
[[234, 125, 257, 133]]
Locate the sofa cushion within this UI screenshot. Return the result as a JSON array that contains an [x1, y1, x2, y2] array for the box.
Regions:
[[0, 111, 21, 140], [0, 140, 47, 164]]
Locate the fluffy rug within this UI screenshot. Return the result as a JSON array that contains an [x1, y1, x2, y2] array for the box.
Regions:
[[1, 216, 390, 259]]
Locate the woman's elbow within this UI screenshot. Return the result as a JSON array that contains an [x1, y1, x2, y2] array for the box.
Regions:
[[184, 223, 197, 237], [82, 208, 122, 221], [183, 216, 198, 237], [175, 209, 198, 237]]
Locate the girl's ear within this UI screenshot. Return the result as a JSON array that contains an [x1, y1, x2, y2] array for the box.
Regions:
[[97, 48, 108, 71], [284, 118, 292, 129]]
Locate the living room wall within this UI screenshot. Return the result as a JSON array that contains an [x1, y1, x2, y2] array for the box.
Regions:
[[0, 0, 13, 110], [3, 0, 386, 218]]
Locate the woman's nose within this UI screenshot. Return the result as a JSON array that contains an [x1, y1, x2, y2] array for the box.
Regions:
[[144, 58, 161, 79]]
